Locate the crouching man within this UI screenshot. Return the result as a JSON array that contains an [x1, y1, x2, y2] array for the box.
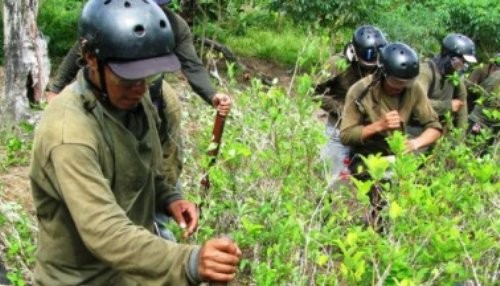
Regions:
[[340, 43, 442, 229], [30, 1, 240, 285]]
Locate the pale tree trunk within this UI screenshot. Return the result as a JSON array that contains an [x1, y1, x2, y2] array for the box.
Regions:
[[1, 0, 50, 124]]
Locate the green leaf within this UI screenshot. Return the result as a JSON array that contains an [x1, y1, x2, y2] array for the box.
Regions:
[[346, 232, 358, 246], [386, 131, 407, 155], [396, 278, 416, 286], [316, 254, 329, 267], [363, 154, 391, 181], [389, 201, 404, 220], [340, 262, 349, 277], [351, 177, 373, 205]]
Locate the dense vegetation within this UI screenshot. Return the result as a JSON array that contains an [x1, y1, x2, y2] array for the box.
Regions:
[[30, 0, 500, 62], [1, 0, 499, 285]]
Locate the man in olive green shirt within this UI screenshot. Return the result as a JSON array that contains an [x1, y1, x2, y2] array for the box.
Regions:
[[468, 70, 500, 135], [341, 43, 442, 161], [416, 33, 477, 130], [30, 1, 241, 284], [315, 25, 387, 181], [341, 43, 441, 231], [466, 53, 499, 111]]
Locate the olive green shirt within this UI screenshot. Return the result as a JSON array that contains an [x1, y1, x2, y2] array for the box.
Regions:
[[468, 63, 496, 86], [315, 55, 375, 125], [466, 63, 499, 111], [469, 70, 500, 128], [340, 75, 441, 156], [47, 7, 216, 104], [417, 60, 468, 128], [30, 70, 199, 285]]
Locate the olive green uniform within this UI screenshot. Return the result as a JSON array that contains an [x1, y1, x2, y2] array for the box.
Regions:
[[468, 64, 495, 87], [30, 70, 199, 285], [47, 8, 208, 188], [417, 60, 468, 128], [466, 63, 498, 111], [340, 75, 442, 157], [47, 7, 216, 104], [469, 70, 500, 130]]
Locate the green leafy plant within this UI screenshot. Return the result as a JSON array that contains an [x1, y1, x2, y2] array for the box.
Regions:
[[38, 0, 84, 59]]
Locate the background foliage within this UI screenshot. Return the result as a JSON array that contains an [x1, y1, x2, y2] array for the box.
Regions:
[[1, 0, 498, 64], [37, 0, 84, 61]]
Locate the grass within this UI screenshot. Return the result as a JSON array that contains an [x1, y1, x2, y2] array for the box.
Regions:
[[196, 18, 342, 72]]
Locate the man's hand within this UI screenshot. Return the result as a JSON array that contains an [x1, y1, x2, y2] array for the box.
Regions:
[[378, 110, 401, 131], [198, 238, 242, 282], [167, 200, 198, 239], [404, 139, 420, 153], [211, 93, 232, 116], [451, 99, 464, 113], [46, 91, 59, 102]]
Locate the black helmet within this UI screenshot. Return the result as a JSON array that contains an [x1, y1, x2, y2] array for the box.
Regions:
[[441, 33, 477, 63], [352, 25, 388, 64], [379, 42, 419, 79], [79, 0, 179, 79]]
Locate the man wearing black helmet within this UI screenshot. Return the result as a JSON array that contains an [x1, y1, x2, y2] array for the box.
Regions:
[[416, 33, 477, 131], [340, 43, 442, 228], [45, 0, 231, 188], [315, 25, 388, 184], [30, 1, 241, 284], [341, 42, 442, 163], [46, 0, 231, 115]]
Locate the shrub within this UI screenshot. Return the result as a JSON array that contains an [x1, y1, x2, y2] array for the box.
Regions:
[[439, 0, 500, 57], [37, 0, 84, 59], [179, 69, 499, 284], [371, 2, 446, 56]]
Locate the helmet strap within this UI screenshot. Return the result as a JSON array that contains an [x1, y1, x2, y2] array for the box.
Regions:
[[97, 59, 110, 103], [434, 55, 451, 75]]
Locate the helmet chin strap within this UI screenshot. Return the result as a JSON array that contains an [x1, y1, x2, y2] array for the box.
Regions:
[[97, 59, 110, 103]]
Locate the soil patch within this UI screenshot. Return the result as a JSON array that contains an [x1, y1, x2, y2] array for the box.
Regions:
[[0, 166, 33, 215], [239, 57, 294, 87]]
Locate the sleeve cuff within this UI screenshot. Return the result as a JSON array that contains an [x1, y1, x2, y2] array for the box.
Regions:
[[203, 91, 216, 106], [45, 84, 62, 93], [160, 192, 183, 211], [186, 247, 202, 285]]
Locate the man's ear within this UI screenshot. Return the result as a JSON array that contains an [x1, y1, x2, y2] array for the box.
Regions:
[[344, 43, 357, 62], [84, 52, 98, 71]]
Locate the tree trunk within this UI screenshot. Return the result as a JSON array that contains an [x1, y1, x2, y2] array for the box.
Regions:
[[1, 0, 50, 123]]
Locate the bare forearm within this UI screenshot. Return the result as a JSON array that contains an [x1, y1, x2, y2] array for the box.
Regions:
[[412, 128, 441, 149], [361, 120, 383, 140]]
